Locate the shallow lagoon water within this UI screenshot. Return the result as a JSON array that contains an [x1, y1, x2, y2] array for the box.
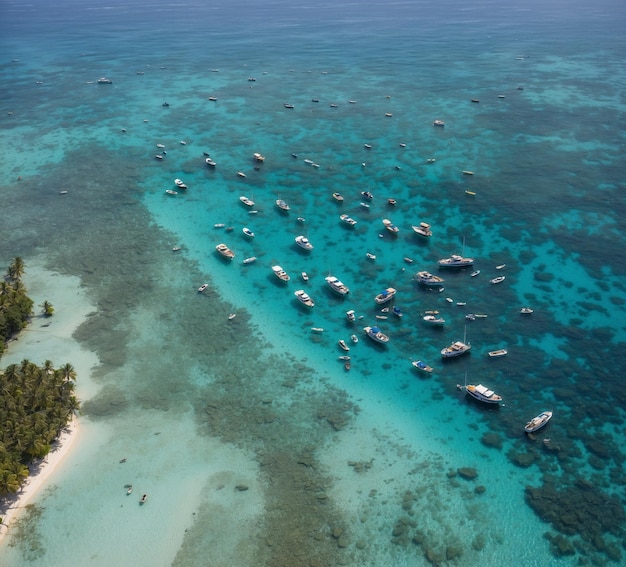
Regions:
[[1, 0, 626, 565]]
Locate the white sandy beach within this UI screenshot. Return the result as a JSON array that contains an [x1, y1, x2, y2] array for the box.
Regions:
[[0, 258, 99, 542]]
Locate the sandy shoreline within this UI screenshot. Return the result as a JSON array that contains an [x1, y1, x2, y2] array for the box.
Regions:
[[0, 418, 80, 541], [0, 258, 98, 544]]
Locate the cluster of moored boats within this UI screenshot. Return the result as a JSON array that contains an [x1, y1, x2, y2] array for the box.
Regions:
[[167, 146, 545, 433]]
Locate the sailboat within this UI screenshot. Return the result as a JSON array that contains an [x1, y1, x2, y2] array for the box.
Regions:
[[438, 236, 474, 268]]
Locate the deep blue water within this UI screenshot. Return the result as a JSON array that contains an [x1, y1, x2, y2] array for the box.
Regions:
[[1, 1, 626, 565]]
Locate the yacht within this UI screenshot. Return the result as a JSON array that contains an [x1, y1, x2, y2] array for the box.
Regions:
[[363, 326, 389, 344], [294, 289, 314, 307], [412, 222, 432, 238], [415, 271, 445, 286], [382, 219, 399, 234], [325, 275, 350, 295], [423, 313, 445, 326], [295, 235, 314, 251], [438, 254, 474, 268], [340, 214, 357, 226], [272, 265, 290, 282], [215, 243, 235, 259], [464, 383, 502, 404], [441, 340, 471, 358], [374, 287, 396, 305]]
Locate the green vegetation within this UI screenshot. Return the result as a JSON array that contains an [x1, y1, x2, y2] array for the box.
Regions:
[[0, 359, 79, 496], [0, 259, 79, 497], [1, 257, 34, 357], [41, 300, 54, 318]]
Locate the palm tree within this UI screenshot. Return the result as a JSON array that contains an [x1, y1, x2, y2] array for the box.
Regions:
[[41, 300, 54, 317], [59, 363, 76, 382], [7, 257, 25, 282]]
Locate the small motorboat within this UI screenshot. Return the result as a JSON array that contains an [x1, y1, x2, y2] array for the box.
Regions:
[[360, 191, 374, 200], [412, 360, 433, 374], [525, 411, 553, 433], [350, 334, 359, 344], [462, 170, 475, 176], [242, 256, 257, 264], [253, 152, 265, 162], [392, 306, 403, 318], [301, 272, 309, 282], [346, 310, 356, 322], [206, 158, 217, 167], [242, 227, 255, 238], [344, 362, 351, 371], [126, 485, 133, 495], [496, 264, 506, 270], [488, 349, 508, 358], [311, 327, 324, 333], [228, 313, 237, 320], [275, 199, 290, 211], [140, 494, 148, 505], [339, 214, 357, 227], [490, 276, 506, 284], [433, 119, 445, 127], [520, 307, 534, 314], [338, 355, 351, 361], [366, 252, 376, 260], [198, 283, 209, 293], [237, 171, 246, 178], [172, 246, 182, 252], [165, 189, 177, 196], [470, 270, 481, 277], [240, 196, 255, 207], [338, 339, 350, 352], [332, 192, 344, 202]]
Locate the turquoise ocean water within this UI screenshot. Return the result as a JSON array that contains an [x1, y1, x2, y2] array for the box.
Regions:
[[1, 0, 626, 565]]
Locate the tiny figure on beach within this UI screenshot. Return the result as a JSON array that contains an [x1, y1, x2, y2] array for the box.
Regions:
[[140, 494, 148, 504]]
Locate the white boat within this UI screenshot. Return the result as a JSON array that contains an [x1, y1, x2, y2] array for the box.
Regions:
[[325, 275, 350, 295], [295, 235, 314, 251], [165, 189, 177, 196], [374, 287, 396, 304], [433, 119, 445, 127], [360, 202, 370, 209], [272, 265, 290, 282], [311, 327, 324, 333], [490, 276, 506, 284], [332, 192, 344, 202], [496, 264, 506, 270], [338, 355, 351, 361], [301, 272, 309, 282], [253, 152, 265, 162], [339, 214, 357, 226], [361, 191, 373, 200], [412, 360, 433, 374], [488, 349, 508, 358], [346, 310, 356, 322], [242, 227, 255, 238], [470, 270, 481, 277], [228, 313, 236, 320], [237, 171, 246, 178], [97, 77, 113, 84], [242, 256, 257, 264], [206, 158, 217, 167], [350, 334, 358, 344], [520, 307, 534, 314], [338, 339, 350, 352], [423, 314, 445, 326], [438, 254, 474, 268], [294, 289, 314, 307], [198, 283, 209, 293], [465, 383, 502, 404], [215, 243, 235, 259], [275, 199, 290, 211], [525, 411, 553, 433], [155, 154, 164, 161], [366, 252, 376, 260], [415, 271, 445, 286], [363, 325, 389, 344], [174, 178, 185, 186], [240, 196, 255, 207], [412, 222, 432, 237], [382, 219, 399, 234], [441, 340, 471, 358]]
